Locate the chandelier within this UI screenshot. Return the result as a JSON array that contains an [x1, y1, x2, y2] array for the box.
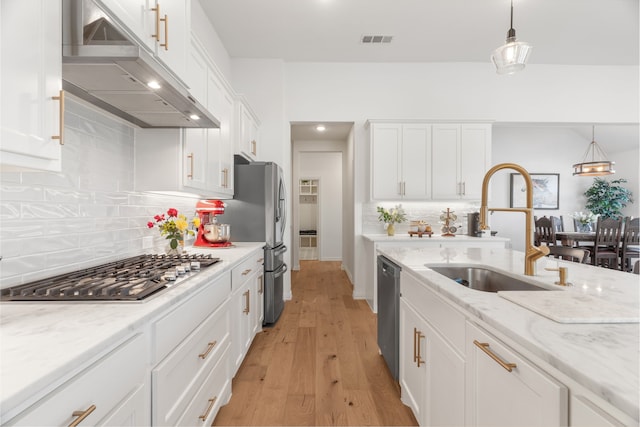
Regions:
[[572, 126, 615, 176]]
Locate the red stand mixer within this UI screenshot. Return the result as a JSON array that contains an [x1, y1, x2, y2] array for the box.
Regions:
[[194, 200, 233, 248]]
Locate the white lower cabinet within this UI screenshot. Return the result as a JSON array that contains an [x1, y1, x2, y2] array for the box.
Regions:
[[230, 250, 264, 374], [151, 271, 231, 426], [7, 333, 150, 426], [400, 273, 465, 427], [570, 395, 627, 427], [466, 321, 568, 427]]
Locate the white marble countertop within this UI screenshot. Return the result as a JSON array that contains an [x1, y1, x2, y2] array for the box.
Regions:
[[376, 246, 639, 422], [0, 242, 264, 423], [363, 233, 511, 243]]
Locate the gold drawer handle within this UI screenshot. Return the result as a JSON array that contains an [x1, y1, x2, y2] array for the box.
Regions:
[[243, 290, 250, 314], [69, 404, 96, 427], [151, 4, 161, 41], [258, 275, 264, 294], [241, 268, 252, 276], [187, 153, 194, 179], [413, 327, 418, 363], [473, 340, 517, 372], [198, 396, 217, 422], [416, 329, 425, 367], [251, 139, 257, 155], [257, 258, 264, 263], [160, 13, 168, 50], [198, 340, 217, 359], [52, 90, 65, 145]]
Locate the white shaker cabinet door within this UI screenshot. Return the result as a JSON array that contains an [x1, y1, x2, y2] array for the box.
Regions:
[[466, 321, 568, 427], [401, 124, 431, 199], [371, 123, 402, 200], [399, 299, 428, 425], [1, 0, 62, 171], [431, 124, 461, 199], [459, 124, 491, 200]]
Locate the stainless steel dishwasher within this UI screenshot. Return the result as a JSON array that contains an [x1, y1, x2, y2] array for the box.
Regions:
[[377, 255, 401, 381]]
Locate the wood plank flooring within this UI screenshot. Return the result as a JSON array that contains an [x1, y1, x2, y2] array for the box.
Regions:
[[213, 261, 418, 426]]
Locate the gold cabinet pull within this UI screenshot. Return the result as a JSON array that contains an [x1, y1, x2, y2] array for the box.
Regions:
[[241, 268, 252, 276], [68, 404, 96, 427], [258, 275, 264, 294], [52, 90, 64, 145], [413, 327, 418, 363], [160, 13, 168, 50], [198, 340, 217, 359], [187, 153, 194, 179], [473, 340, 517, 372], [416, 330, 425, 367], [221, 168, 229, 188], [251, 139, 257, 155], [257, 258, 264, 263], [243, 290, 250, 314], [198, 396, 217, 422], [151, 4, 160, 41]]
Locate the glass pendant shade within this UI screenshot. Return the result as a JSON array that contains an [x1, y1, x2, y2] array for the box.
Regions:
[[572, 127, 615, 176], [491, 37, 532, 75]]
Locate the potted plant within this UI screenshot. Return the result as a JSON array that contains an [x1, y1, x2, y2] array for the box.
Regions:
[[377, 204, 407, 236], [584, 178, 633, 220]]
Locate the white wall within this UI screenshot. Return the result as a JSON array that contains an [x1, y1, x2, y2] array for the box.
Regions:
[[230, 59, 639, 300], [0, 98, 202, 287]]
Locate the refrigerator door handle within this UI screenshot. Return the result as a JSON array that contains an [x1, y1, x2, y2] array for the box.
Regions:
[[273, 245, 288, 257], [273, 263, 288, 278]]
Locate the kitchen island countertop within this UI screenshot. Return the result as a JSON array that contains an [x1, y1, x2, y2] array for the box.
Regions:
[[0, 242, 265, 423], [377, 246, 639, 423]]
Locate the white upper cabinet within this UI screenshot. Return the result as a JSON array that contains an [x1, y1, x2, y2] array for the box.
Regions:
[[431, 124, 492, 200], [369, 121, 490, 201], [97, 0, 190, 84], [236, 99, 260, 161], [1, 0, 63, 172], [370, 123, 432, 200]]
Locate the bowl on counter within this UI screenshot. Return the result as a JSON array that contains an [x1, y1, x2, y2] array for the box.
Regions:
[[203, 223, 231, 243]]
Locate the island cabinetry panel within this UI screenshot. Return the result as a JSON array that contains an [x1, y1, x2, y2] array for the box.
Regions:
[[431, 124, 491, 200], [370, 123, 431, 200], [151, 271, 231, 426], [7, 333, 150, 426], [570, 395, 627, 427], [465, 321, 568, 426], [399, 271, 466, 427], [1, 0, 62, 172], [230, 250, 264, 374]]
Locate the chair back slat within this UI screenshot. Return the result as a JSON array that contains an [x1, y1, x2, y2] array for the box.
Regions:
[[547, 246, 589, 263], [534, 216, 556, 246]]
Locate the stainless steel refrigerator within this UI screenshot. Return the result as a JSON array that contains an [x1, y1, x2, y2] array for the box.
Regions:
[[222, 156, 287, 324]]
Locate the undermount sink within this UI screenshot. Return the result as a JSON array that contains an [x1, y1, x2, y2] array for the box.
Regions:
[[428, 265, 550, 293]]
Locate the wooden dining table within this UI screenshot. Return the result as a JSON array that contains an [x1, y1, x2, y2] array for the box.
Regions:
[[555, 231, 596, 247]]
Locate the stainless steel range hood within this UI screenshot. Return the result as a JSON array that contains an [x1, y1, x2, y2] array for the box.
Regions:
[[62, 0, 219, 128]]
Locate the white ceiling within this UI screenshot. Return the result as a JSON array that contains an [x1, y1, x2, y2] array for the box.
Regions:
[[201, 0, 638, 65], [200, 0, 639, 151]]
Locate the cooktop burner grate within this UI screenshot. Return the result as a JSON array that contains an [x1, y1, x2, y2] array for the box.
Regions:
[[1, 254, 221, 302]]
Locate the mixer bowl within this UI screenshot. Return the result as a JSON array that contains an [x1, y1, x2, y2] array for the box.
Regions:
[[203, 223, 231, 243]]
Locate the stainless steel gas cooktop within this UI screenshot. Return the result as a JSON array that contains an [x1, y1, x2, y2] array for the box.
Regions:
[[1, 254, 221, 302]]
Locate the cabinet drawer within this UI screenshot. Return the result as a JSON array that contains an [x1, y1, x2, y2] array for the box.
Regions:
[[176, 345, 232, 426], [152, 301, 230, 426], [153, 271, 230, 362], [232, 250, 263, 291], [8, 333, 148, 426], [400, 271, 466, 355]]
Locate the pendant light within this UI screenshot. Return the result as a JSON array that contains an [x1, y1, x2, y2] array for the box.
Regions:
[[572, 126, 616, 176], [491, 0, 532, 75]]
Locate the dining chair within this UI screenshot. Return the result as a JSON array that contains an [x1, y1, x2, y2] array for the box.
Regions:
[[591, 217, 624, 269], [534, 216, 556, 246], [546, 245, 589, 263], [619, 217, 639, 272], [550, 216, 564, 232]]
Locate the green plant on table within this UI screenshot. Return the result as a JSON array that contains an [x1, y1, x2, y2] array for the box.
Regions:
[[377, 205, 407, 224]]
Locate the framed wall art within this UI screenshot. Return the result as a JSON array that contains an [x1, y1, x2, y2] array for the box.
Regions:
[[510, 173, 560, 210]]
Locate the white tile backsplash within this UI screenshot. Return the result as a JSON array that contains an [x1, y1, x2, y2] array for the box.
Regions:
[[0, 98, 200, 288]]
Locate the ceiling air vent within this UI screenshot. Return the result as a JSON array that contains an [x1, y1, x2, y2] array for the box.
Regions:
[[361, 35, 393, 44]]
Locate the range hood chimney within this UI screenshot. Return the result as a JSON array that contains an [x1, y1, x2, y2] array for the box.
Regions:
[[62, 0, 219, 129]]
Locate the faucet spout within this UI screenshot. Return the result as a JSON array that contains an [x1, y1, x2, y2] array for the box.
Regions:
[[480, 163, 550, 276]]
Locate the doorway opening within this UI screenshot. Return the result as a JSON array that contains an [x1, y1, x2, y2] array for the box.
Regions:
[[291, 122, 354, 273]]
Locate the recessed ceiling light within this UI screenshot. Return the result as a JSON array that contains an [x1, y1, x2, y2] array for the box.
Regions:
[[189, 114, 200, 120], [316, 125, 326, 132], [147, 81, 161, 89]]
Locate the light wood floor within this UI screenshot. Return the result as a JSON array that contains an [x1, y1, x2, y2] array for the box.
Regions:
[[213, 260, 418, 426]]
